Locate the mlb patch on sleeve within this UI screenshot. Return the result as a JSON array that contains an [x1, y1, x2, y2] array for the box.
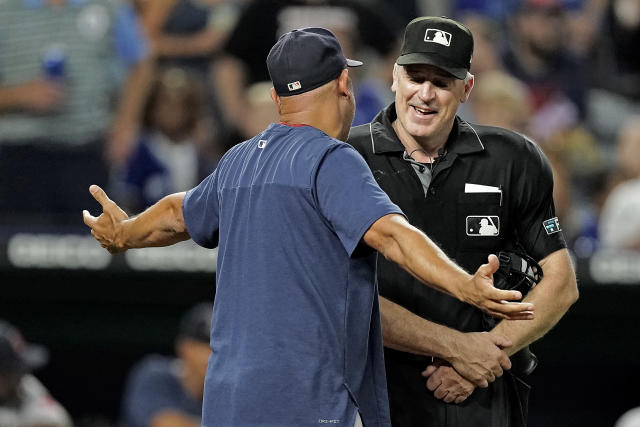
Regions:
[[543, 217, 561, 235]]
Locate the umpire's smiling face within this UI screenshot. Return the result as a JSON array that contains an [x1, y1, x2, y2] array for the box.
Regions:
[[392, 64, 473, 144]]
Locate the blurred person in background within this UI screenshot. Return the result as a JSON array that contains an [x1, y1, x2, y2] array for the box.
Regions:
[[502, 0, 587, 141], [0, 0, 152, 223], [134, 0, 242, 157], [587, 0, 640, 144], [111, 67, 214, 213], [120, 303, 212, 427], [240, 81, 281, 138], [0, 320, 72, 427], [212, 0, 399, 144], [599, 115, 640, 250], [135, 0, 240, 76], [459, 12, 503, 78], [467, 69, 532, 133]]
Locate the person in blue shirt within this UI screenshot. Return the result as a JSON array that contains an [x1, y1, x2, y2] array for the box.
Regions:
[[83, 27, 533, 427], [120, 302, 213, 427]]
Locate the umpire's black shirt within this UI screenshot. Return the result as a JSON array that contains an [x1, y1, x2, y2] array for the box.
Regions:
[[348, 103, 566, 427]]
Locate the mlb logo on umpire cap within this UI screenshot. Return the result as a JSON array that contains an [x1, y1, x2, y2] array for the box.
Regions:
[[425, 29, 452, 46]]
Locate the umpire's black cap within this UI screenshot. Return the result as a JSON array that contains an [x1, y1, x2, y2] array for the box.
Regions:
[[267, 27, 362, 97], [397, 16, 474, 80], [0, 320, 48, 373]]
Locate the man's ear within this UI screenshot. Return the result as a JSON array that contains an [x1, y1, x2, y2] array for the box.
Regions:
[[337, 68, 351, 98], [391, 63, 399, 93], [270, 87, 282, 114], [461, 74, 474, 103]]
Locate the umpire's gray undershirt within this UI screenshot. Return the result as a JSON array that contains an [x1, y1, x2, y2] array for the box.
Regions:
[[403, 150, 433, 196]]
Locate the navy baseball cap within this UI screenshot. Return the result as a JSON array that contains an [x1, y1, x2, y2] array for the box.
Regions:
[[397, 17, 474, 80], [177, 302, 213, 344], [0, 320, 48, 374], [267, 27, 363, 97]]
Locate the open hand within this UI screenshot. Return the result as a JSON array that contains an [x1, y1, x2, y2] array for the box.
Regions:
[[462, 254, 535, 320], [82, 185, 129, 253]]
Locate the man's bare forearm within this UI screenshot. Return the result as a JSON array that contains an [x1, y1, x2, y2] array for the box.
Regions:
[[365, 214, 469, 300], [380, 296, 459, 359], [118, 193, 189, 250], [364, 214, 532, 319]]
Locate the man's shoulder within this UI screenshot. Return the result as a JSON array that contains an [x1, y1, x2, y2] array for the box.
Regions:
[[471, 123, 543, 158], [129, 355, 178, 383], [347, 122, 376, 156]]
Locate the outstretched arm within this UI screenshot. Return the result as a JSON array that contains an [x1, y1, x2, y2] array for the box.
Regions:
[[83, 185, 190, 253], [363, 214, 535, 319]]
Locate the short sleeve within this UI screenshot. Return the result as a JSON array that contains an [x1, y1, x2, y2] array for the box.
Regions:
[[513, 138, 567, 260], [315, 144, 403, 256], [183, 169, 220, 249]]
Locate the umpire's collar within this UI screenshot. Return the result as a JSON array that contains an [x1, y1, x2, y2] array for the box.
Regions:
[[369, 102, 485, 156]]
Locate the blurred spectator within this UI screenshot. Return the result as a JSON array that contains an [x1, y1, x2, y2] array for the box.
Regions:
[[213, 0, 398, 141], [241, 81, 280, 138], [455, 0, 520, 22], [0, 0, 152, 223], [136, 0, 239, 75], [352, 38, 400, 126], [120, 303, 213, 427], [111, 67, 213, 213], [134, 0, 241, 171], [467, 69, 532, 133], [599, 116, 640, 250], [501, 0, 587, 139], [0, 320, 72, 427], [589, 0, 640, 100], [587, 0, 640, 144], [459, 12, 503, 77]]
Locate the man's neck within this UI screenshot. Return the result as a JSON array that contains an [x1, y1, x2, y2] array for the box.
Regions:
[[279, 109, 342, 140], [391, 120, 450, 163]]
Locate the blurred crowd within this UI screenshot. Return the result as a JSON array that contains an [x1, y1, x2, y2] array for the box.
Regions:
[[2, 0, 640, 425], [2, 0, 640, 254]]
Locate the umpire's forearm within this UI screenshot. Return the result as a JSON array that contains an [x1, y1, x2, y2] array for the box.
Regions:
[[491, 249, 578, 355], [380, 296, 461, 360]]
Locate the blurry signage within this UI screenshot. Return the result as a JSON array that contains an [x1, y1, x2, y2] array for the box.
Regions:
[[589, 250, 640, 285], [5, 233, 217, 273]]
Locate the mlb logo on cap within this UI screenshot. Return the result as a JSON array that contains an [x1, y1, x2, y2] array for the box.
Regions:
[[287, 81, 302, 91], [396, 16, 474, 80], [425, 29, 451, 46]]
